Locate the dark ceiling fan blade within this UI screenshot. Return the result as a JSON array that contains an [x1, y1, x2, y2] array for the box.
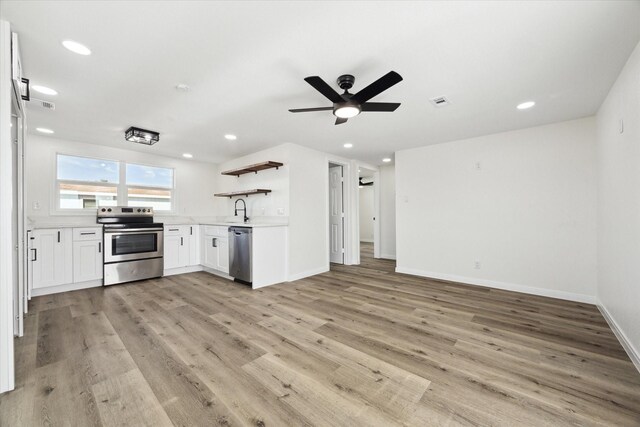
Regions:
[[361, 102, 401, 112], [304, 76, 344, 104], [351, 71, 403, 104], [289, 107, 333, 113], [335, 117, 348, 125]]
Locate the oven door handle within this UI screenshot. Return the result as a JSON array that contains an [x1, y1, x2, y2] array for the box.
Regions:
[[104, 228, 163, 235]]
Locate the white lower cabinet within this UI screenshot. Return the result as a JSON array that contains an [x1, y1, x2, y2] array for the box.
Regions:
[[29, 228, 73, 289], [163, 225, 201, 272], [202, 226, 229, 273], [72, 240, 103, 283]]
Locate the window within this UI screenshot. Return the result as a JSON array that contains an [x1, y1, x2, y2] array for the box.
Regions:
[[56, 155, 119, 209], [126, 163, 174, 211], [56, 154, 174, 212]]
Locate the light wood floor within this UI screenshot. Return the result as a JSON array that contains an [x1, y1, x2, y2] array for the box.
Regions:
[[2, 244, 640, 426]]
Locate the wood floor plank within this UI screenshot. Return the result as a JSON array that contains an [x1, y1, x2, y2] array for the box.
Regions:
[[2, 242, 639, 426]]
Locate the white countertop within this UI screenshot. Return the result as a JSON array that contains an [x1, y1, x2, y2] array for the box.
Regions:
[[27, 215, 288, 229]]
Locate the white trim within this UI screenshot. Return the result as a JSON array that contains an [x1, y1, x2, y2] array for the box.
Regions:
[[395, 266, 596, 304], [0, 19, 16, 394], [360, 238, 374, 243], [163, 265, 203, 276], [201, 266, 234, 281], [380, 252, 397, 260], [31, 279, 102, 297], [287, 266, 329, 282], [597, 302, 640, 373]]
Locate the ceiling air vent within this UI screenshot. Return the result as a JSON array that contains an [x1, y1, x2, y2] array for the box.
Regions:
[[32, 98, 55, 110], [429, 96, 450, 107]]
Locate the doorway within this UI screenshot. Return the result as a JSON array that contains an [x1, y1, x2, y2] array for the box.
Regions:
[[328, 163, 344, 264], [358, 167, 377, 261]]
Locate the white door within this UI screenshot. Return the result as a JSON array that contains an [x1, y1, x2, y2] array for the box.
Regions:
[[216, 238, 229, 273], [31, 229, 72, 289], [164, 234, 188, 269], [203, 236, 218, 268], [73, 240, 103, 282], [188, 226, 199, 266], [329, 165, 344, 264]]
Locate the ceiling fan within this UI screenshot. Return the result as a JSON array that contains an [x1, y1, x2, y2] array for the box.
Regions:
[[289, 71, 403, 125]]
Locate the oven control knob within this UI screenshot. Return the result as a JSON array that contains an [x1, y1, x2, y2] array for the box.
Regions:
[[137, 209, 141, 212], [101, 208, 106, 212], [107, 208, 112, 212]]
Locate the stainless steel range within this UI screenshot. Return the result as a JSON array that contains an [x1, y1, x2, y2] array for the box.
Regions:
[[97, 206, 164, 286]]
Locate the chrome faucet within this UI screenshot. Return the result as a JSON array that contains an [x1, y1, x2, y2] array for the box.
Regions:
[[234, 198, 249, 223]]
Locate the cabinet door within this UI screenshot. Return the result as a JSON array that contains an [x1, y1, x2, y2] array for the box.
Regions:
[[73, 240, 103, 283], [203, 236, 218, 268], [164, 235, 183, 270], [188, 225, 200, 266], [31, 229, 72, 289], [216, 238, 229, 273]]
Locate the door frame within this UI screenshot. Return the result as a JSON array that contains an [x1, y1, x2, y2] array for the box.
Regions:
[[326, 158, 354, 267], [354, 164, 381, 264]]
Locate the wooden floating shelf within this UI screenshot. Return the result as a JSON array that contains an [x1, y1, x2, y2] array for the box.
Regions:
[[221, 161, 283, 177], [214, 189, 272, 198]]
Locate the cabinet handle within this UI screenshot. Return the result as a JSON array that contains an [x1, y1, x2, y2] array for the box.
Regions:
[[80, 232, 96, 236], [180, 237, 184, 246], [212, 238, 217, 248], [169, 228, 179, 231], [190, 226, 193, 235], [98, 242, 102, 253], [57, 231, 61, 243], [31, 248, 37, 262]]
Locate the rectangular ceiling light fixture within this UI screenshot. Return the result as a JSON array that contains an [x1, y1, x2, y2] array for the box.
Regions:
[[125, 126, 160, 145]]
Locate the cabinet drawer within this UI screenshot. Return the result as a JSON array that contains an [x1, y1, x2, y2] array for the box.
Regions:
[[204, 225, 228, 237], [73, 227, 102, 241], [164, 225, 186, 236]]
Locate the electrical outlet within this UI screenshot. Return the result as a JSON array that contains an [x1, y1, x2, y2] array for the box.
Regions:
[[474, 260, 481, 270], [277, 207, 285, 215], [33, 201, 40, 210], [475, 162, 481, 170]]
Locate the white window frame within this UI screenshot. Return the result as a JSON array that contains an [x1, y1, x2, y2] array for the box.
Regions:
[[53, 153, 176, 215]]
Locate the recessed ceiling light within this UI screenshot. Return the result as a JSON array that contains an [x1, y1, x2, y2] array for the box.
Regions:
[[62, 40, 91, 55], [224, 134, 237, 140], [516, 101, 535, 110], [343, 143, 353, 148], [175, 83, 191, 92], [182, 153, 193, 158], [32, 85, 58, 96], [36, 127, 54, 134], [382, 158, 392, 163]]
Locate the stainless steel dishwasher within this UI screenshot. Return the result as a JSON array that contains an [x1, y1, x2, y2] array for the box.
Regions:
[[229, 226, 252, 284]]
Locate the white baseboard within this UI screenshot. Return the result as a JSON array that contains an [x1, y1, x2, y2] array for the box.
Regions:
[[379, 252, 396, 260], [201, 266, 234, 281], [360, 239, 373, 243], [394, 266, 596, 304], [163, 265, 203, 276], [597, 302, 640, 373], [288, 266, 329, 282], [31, 279, 102, 297]]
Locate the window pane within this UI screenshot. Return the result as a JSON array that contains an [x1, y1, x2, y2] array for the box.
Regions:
[[126, 163, 173, 188], [127, 187, 172, 211], [57, 154, 119, 183], [59, 183, 117, 209]]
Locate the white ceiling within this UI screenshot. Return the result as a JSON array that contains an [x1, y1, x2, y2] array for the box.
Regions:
[[2, 1, 639, 165]]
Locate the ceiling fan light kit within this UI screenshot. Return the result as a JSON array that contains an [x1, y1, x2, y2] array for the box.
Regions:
[[289, 71, 403, 125]]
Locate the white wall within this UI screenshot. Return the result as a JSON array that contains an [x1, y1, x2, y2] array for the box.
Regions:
[[26, 135, 218, 220], [359, 186, 374, 242], [216, 143, 341, 280], [379, 164, 396, 259], [396, 117, 598, 303], [596, 40, 640, 366]]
